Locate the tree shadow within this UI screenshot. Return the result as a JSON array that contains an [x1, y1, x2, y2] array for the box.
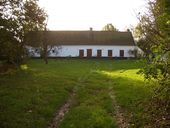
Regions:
[[90, 69, 152, 127]]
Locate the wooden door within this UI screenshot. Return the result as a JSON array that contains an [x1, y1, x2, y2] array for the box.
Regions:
[[108, 50, 112, 57], [97, 50, 102, 57], [87, 49, 92, 58], [120, 50, 124, 57], [79, 49, 84, 58]]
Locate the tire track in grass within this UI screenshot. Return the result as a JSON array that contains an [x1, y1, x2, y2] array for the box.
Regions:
[[108, 63, 129, 128], [48, 61, 129, 128], [108, 86, 129, 128], [47, 62, 97, 128], [47, 91, 75, 128]]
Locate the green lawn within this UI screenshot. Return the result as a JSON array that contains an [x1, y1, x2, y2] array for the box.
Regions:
[[0, 59, 152, 128]]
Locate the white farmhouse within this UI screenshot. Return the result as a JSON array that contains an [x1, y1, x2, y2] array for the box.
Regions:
[[26, 28, 137, 58]]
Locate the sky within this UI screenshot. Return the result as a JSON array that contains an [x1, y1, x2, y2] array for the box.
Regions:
[[38, 0, 147, 31]]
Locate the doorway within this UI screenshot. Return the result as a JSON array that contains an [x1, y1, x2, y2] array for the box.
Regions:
[[87, 49, 92, 57], [97, 50, 102, 57], [120, 50, 124, 57], [108, 50, 112, 57], [79, 49, 84, 57]]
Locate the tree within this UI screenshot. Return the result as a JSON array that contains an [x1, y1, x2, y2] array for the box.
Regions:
[[136, 0, 170, 78], [134, 0, 170, 127], [43, 25, 48, 64], [102, 23, 118, 31], [0, 0, 47, 64], [25, 30, 62, 64]]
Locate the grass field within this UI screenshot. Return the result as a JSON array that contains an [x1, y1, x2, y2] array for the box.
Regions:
[[0, 59, 152, 128]]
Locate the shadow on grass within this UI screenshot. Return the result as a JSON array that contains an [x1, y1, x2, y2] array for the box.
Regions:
[[58, 68, 151, 127], [0, 68, 76, 128], [93, 69, 152, 127]]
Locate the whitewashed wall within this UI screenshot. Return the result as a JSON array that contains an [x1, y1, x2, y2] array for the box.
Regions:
[[28, 45, 136, 57], [26, 46, 41, 57]]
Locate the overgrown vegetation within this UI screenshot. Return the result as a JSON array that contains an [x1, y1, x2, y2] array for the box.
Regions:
[[0, 59, 152, 128], [134, 0, 170, 127]]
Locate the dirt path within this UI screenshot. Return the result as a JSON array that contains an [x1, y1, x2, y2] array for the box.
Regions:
[[48, 65, 95, 128], [48, 63, 129, 128], [107, 64, 129, 128], [47, 91, 75, 128], [112, 92, 129, 128], [108, 81, 129, 128]]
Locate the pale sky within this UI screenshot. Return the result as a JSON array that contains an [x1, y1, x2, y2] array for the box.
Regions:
[[38, 0, 147, 31]]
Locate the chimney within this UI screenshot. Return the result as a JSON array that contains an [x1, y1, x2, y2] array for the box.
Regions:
[[90, 27, 93, 31], [89, 27, 94, 42]]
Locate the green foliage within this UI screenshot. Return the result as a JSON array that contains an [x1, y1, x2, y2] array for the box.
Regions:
[[0, 22, 21, 63], [20, 64, 28, 70], [0, 0, 47, 64], [134, 0, 170, 127], [137, 0, 170, 80], [102, 23, 118, 31]]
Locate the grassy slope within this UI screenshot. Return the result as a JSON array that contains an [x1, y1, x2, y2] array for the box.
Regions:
[[0, 59, 151, 128]]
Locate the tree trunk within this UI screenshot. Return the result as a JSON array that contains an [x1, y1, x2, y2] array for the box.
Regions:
[[43, 27, 48, 64], [43, 43, 48, 64]]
